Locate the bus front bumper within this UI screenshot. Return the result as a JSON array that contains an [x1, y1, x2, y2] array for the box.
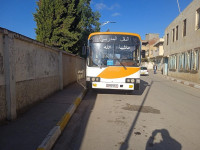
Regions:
[[90, 82, 139, 90]]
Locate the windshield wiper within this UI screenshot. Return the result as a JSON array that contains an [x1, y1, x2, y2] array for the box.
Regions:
[[105, 54, 127, 70], [114, 55, 127, 70]]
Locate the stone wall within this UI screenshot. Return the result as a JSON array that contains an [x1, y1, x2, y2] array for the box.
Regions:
[[0, 28, 85, 121]]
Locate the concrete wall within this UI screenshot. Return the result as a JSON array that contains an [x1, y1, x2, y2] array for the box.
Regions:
[[141, 62, 154, 70], [14, 37, 60, 113], [0, 28, 85, 121], [62, 53, 85, 87], [0, 29, 6, 121]]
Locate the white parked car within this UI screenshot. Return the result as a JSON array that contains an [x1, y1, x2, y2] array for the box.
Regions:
[[140, 67, 149, 75]]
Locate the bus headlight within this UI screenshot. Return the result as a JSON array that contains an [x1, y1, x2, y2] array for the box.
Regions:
[[90, 77, 100, 82], [126, 78, 131, 83], [91, 77, 95, 82], [126, 78, 135, 83], [95, 77, 100, 82]]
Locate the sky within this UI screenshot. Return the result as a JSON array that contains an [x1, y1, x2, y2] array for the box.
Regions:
[[0, 0, 193, 40]]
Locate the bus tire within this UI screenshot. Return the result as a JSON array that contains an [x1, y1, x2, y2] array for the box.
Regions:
[[86, 81, 92, 90], [134, 83, 140, 90]]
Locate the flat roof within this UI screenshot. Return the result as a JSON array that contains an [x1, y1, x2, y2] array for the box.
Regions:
[[153, 39, 164, 47]]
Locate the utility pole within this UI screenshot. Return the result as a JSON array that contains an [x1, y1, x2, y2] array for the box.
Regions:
[[177, 0, 181, 14]]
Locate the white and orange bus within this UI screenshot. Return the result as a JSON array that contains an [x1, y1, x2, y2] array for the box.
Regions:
[[86, 32, 141, 90]]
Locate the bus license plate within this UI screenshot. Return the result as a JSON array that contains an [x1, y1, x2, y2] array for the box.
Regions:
[[106, 84, 118, 88]]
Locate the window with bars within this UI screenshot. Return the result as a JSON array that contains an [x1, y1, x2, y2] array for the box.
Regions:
[[178, 53, 185, 71], [178, 50, 199, 72], [169, 55, 177, 70], [191, 50, 199, 71], [185, 51, 191, 71]]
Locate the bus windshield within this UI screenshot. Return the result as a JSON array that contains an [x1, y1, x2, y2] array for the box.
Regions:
[[88, 34, 140, 67]]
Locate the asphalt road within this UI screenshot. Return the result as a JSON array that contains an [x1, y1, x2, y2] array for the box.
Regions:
[[53, 72, 200, 150]]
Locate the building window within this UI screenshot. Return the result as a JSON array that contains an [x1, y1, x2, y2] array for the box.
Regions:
[[196, 8, 200, 30], [178, 53, 185, 71], [183, 19, 187, 37], [185, 51, 191, 71], [167, 33, 169, 45], [172, 28, 175, 42], [176, 25, 178, 41], [146, 50, 149, 56], [169, 54, 177, 70], [191, 50, 199, 71]]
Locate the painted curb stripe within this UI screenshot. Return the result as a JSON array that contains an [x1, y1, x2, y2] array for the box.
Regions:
[[37, 88, 87, 150], [74, 97, 81, 106], [57, 113, 71, 131], [37, 126, 61, 150], [69, 104, 76, 115]]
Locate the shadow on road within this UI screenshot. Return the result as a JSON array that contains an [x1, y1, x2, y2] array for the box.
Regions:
[[119, 80, 153, 150], [53, 80, 151, 150], [145, 129, 182, 150], [52, 90, 97, 150]]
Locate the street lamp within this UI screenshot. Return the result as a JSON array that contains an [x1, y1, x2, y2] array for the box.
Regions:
[[101, 21, 116, 26]]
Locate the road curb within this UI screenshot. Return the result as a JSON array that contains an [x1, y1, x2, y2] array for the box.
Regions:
[[37, 88, 87, 150], [164, 75, 200, 90]]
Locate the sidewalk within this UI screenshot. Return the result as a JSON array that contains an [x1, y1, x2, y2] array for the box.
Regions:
[[0, 82, 86, 150], [152, 70, 200, 89]]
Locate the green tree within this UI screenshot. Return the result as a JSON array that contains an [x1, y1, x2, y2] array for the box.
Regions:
[[71, 0, 101, 54], [51, 0, 79, 53], [34, 0, 54, 44], [34, 0, 100, 54]]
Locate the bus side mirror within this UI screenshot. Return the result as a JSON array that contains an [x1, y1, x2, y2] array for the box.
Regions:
[[82, 45, 87, 56]]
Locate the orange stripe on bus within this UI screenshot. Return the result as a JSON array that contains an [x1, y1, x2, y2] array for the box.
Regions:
[[88, 32, 141, 40], [97, 67, 140, 79]]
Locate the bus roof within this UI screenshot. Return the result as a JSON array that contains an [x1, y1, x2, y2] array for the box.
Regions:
[[88, 32, 141, 41]]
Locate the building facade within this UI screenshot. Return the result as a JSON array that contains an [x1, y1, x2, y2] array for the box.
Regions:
[[145, 33, 160, 59], [141, 34, 160, 59], [153, 38, 164, 71], [141, 40, 148, 58], [164, 0, 200, 83]]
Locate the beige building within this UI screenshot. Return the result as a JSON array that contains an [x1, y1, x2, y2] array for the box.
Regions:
[[141, 40, 148, 58], [146, 33, 160, 59], [164, 0, 200, 83], [141, 34, 159, 59], [153, 38, 164, 71]]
